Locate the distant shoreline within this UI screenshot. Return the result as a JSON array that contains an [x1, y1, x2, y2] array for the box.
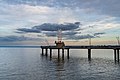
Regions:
[[0, 45, 41, 48]]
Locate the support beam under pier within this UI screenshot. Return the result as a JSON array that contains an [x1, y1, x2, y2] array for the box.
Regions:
[[42, 48, 44, 55], [117, 49, 119, 62], [67, 48, 70, 59], [114, 49, 117, 62], [45, 48, 48, 56], [88, 49, 91, 61], [62, 48, 64, 60], [50, 49, 52, 58], [58, 49, 60, 60]]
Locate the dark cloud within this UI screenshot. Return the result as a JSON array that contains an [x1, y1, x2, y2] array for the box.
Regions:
[[42, 31, 78, 37], [16, 21, 106, 41], [16, 22, 105, 40], [63, 31, 78, 36], [94, 32, 105, 36], [33, 22, 80, 31], [43, 31, 57, 37], [17, 28, 41, 33], [17, 22, 81, 39], [66, 32, 105, 40], [17, 22, 81, 33], [66, 34, 95, 40], [0, 36, 38, 42]]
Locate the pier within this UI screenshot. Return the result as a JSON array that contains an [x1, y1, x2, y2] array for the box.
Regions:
[[41, 45, 120, 62]]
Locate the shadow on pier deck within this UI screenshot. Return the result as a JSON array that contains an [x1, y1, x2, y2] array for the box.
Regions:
[[41, 45, 120, 62]]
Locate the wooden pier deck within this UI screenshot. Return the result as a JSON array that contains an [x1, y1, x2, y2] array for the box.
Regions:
[[41, 45, 120, 62]]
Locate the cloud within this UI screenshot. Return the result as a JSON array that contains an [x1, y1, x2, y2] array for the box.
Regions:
[[17, 28, 41, 33], [43, 31, 57, 37], [63, 31, 78, 36], [65, 32, 105, 40], [94, 32, 105, 36], [17, 22, 81, 33], [17, 22, 106, 40], [0, 36, 39, 42], [66, 34, 95, 40], [33, 22, 81, 31], [2, 0, 120, 17], [42, 31, 78, 37], [17, 22, 81, 39], [94, 0, 120, 17]]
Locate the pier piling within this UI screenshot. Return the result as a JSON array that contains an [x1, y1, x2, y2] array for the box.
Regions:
[[58, 49, 60, 60], [45, 48, 48, 56], [67, 48, 70, 59], [117, 49, 119, 62], [62, 48, 64, 60], [42, 48, 44, 55], [50, 49, 52, 58], [88, 49, 91, 60], [114, 49, 117, 62]]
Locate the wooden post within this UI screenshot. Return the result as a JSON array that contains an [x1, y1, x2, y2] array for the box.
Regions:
[[45, 48, 48, 56], [62, 48, 64, 60], [67, 48, 69, 59], [42, 48, 44, 55], [88, 49, 91, 61], [50, 49, 52, 58], [58, 49, 60, 60], [114, 49, 117, 62], [117, 49, 119, 62]]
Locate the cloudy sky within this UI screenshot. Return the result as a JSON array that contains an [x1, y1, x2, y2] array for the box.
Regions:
[[0, 0, 120, 45]]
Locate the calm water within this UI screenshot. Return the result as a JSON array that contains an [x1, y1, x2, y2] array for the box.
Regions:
[[0, 47, 120, 80]]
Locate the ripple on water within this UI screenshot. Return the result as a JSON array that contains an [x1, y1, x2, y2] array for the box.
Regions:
[[0, 48, 120, 80]]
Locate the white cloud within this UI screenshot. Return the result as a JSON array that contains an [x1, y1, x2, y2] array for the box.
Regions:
[[0, 4, 54, 16], [0, 3, 80, 25]]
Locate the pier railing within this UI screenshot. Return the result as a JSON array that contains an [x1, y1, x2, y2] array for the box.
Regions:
[[41, 45, 120, 49]]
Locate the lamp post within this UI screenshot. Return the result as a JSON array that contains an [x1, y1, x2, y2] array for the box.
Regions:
[[88, 26, 93, 46], [116, 36, 120, 45], [89, 36, 91, 46]]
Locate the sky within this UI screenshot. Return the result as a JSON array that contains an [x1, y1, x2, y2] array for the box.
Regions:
[[0, 0, 120, 45]]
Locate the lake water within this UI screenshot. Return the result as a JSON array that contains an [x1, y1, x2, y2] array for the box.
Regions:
[[0, 47, 120, 80]]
